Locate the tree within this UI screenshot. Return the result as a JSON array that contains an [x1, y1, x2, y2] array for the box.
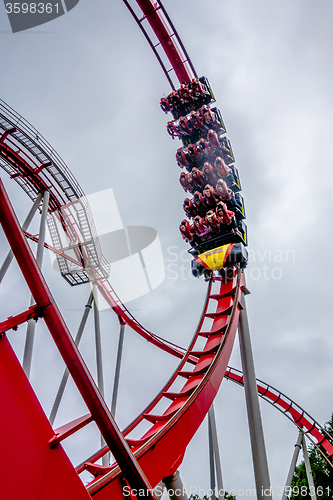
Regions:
[[189, 493, 236, 500], [290, 414, 333, 500]]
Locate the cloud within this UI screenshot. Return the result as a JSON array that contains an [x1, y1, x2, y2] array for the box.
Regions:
[[1, 0, 333, 494]]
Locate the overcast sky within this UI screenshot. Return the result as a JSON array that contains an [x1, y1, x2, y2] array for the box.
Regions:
[[1, 0, 333, 497]]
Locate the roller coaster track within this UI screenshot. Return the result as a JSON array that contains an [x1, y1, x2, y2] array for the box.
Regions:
[[0, 98, 190, 360], [0, 0, 245, 494], [72, 366, 333, 494], [225, 367, 333, 468], [0, 1, 328, 499]]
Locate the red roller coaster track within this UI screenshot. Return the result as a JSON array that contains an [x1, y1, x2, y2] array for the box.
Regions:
[[0, 1, 331, 499]]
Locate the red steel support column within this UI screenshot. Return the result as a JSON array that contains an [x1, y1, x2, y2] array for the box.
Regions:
[[0, 178, 156, 500]]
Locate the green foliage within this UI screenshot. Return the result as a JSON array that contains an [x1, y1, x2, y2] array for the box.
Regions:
[[290, 414, 333, 500], [224, 492, 237, 500], [189, 492, 236, 500], [189, 495, 209, 500]]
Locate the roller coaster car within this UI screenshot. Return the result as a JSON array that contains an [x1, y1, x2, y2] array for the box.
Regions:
[[228, 166, 242, 193], [181, 107, 226, 147], [164, 77, 215, 119], [235, 193, 246, 219], [189, 223, 248, 277], [218, 136, 235, 165], [191, 240, 248, 277], [210, 107, 226, 134]]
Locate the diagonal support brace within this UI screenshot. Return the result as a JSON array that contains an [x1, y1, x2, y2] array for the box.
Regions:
[[0, 178, 157, 499], [0, 304, 43, 337]]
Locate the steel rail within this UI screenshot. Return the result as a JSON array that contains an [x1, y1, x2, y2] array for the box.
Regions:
[[132, 0, 194, 84], [75, 277, 214, 472], [0, 100, 84, 202], [0, 0, 207, 356], [0, 100, 194, 359], [0, 2, 248, 498], [96, 278, 196, 361], [122, 0, 175, 89], [123, 0, 197, 89], [0, 106, 245, 496], [16, 219, 195, 360], [0, 178, 157, 500], [0, 182, 244, 497], [224, 367, 333, 467], [73, 272, 244, 497], [0, 101, 109, 283], [74, 361, 333, 495], [157, 0, 197, 80]]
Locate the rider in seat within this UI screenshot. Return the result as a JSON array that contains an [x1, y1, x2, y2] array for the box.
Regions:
[[205, 210, 221, 234], [203, 184, 219, 210], [179, 219, 196, 246], [202, 162, 217, 185], [179, 172, 195, 192], [214, 156, 232, 178], [183, 198, 197, 219]]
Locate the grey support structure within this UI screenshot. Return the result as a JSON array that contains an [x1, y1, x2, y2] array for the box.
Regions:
[[93, 286, 107, 466], [302, 435, 317, 500], [238, 290, 272, 500], [0, 192, 43, 283], [282, 431, 303, 500], [49, 291, 94, 426], [163, 470, 188, 500], [23, 191, 50, 379], [111, 320, 125, 417], [208, 405, 225, 500]]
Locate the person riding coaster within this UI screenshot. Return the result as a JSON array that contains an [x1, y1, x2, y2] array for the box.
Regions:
[[179, 219, 196, 247], [167, 120, 180, 139], [202, 162, 217, 185], [203, 184, 219, 210], [160, 96, 172, 113], [183, 198, 197, 219], [205, 210, 220, 233], [170, 90, 182, 109], [207, 129, 222, 150], [187, 143, 201, 163], [197, 137, 213, 157], [215, 179, 243, 215], [192, 191, 206, 217], [200, 105, 217, 128], [189, 110, 204, 130], [178, 84, 193, 103], [193, 216, 211, 243], [215, 202, 239, 235], [191, 167, 206, 189], [214, 156, 231, 178], [189, 78, 206, 97], [176, 148, 192, 167], [179, 172, 195, 192], [206, 130, 233, 162], [178, 116, 193, 135]]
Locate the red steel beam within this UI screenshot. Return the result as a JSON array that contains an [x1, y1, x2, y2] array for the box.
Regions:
[[49, 413, 93, 449], [135, 0, 192, 84], [0, 178, 157, 500], [0, 304, 42, 335]]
